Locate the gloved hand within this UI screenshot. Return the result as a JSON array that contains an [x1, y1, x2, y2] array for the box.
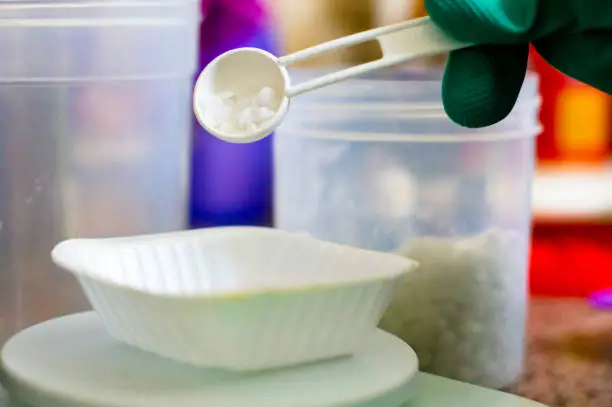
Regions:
[[425, 0, 612, 128]]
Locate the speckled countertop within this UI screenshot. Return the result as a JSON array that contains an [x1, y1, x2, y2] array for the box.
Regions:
[[506, 298, 612, 407]]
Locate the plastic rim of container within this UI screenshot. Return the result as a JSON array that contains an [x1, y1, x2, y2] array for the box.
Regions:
[[280, 125, 543, 142], [281, 69, 541, 142], [0, 0, 202, 25]]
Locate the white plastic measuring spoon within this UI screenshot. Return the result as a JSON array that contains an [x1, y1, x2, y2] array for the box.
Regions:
[[193, 16, 471, 144]]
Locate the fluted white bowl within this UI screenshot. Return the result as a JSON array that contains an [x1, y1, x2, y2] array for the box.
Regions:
[[51, 227, 418, 371]]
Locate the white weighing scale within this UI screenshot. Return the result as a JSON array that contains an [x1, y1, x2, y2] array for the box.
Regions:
[[0, 312, 546, 407]]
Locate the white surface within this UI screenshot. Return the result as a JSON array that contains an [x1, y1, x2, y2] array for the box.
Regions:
[[533, 166, 612, 220], [51, 227, 417, 371], [193, 16, 469, 143], [0, 376, 550, 407], [1, 313, 418, 407]]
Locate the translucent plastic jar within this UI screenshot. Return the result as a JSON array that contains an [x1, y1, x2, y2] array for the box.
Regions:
[[0, 0, 199, 343], [274, 69, 540, 389]]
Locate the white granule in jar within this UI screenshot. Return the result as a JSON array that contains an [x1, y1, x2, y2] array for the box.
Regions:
[[379, 229, 528, 389], [200, 87, 278, 137]]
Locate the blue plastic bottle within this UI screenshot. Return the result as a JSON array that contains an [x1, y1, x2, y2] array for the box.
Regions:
[[190, 0, 277, 227]]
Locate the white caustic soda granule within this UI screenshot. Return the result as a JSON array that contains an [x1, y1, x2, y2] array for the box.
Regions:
[[200, 87, 278, 137], [379, 230, 528, 389]]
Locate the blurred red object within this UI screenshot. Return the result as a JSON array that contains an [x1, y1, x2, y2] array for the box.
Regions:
[[529, 48, 612, 298], [530, 223, 612, 297], [530, 47, 611, 164]]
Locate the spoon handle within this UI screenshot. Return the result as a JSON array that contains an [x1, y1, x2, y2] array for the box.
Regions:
[[280, 17, 471, 98]]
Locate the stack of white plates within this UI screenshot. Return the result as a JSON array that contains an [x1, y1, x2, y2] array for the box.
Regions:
[[0, 227, 546, 407], [1, 313, 418, 407]]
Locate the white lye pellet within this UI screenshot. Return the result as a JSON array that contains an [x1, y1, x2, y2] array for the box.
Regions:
[[200, 86, 280, 137], [256, 87, 276, 108], [218, 121, 235, 134], [235, 97, 252, 110], [239, 107, 255, 123], [217, 105, 232, 122], [246, 123, 258, 133], [256, 106, 275, 121], [237, 107, 256, 129]]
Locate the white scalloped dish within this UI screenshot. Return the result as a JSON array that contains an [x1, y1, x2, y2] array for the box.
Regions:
[[51, 227, 418, 371]]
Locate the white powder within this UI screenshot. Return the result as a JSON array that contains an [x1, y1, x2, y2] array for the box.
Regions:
[[200, 87, 278, 137], [379, 229, 528, 389]]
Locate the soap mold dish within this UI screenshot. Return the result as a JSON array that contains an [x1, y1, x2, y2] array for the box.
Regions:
[[51, 227, 418, 371]]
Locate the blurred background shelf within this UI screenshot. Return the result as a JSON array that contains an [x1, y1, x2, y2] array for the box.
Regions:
[[534, 165, 612, 222]]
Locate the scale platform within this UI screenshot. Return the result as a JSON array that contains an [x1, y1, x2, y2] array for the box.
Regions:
[[0, 313, 546, 407]]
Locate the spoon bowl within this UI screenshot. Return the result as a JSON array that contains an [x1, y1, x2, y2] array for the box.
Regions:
[[193, 48, 290, 143]]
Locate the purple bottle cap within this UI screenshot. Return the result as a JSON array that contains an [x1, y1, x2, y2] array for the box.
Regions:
[[588, 289, 612, 309]]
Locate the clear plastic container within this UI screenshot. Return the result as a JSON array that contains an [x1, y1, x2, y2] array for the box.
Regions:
[[0, 0, 199, 343], [274, 69, 540, 389]]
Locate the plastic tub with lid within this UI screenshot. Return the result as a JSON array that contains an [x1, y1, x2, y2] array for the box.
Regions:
[[274, 69, 540, 389], [0, 0, 199, 343]]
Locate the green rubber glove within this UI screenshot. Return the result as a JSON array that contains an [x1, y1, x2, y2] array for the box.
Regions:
[[425, 0, 612, 128]]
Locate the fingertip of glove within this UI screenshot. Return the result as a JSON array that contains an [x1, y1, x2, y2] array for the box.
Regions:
[[442, 82, 518, 128], [441, 44, 529, 128], [443, 102, 513, 129]]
